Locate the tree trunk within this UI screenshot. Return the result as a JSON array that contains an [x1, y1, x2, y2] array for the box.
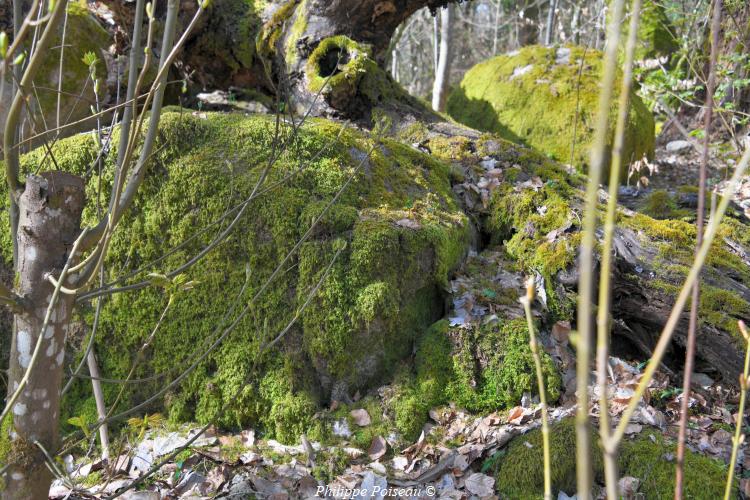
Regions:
[[544, 0, 558, 46], [102, 0, 462, 119], [431, 4, 453, 112], [4, 172, 85, 499], [518, 0, 540, 46]]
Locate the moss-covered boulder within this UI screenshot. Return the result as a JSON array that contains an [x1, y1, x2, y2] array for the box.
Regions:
[[496, 420, 732, 499], [0, 3, 111, 139], [446, 45, 655, 173], [9, 110, 469, 442]]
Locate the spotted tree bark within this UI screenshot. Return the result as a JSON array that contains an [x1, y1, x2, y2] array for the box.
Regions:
[[4, 173, 85, 499]]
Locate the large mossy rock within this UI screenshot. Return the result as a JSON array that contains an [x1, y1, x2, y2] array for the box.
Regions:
[[8, 110, 470, 442], [496, 419, 733, 499], [0, 3, 111, 140], [446, 45, 655, 173]]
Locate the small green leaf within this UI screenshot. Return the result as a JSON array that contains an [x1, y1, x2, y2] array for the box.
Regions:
[[12, 52, 25, 66], [147, 272, 171, 289], [82, 50, 98, 68]]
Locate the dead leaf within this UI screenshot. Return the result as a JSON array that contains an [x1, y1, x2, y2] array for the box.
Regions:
[[396, 218, 420, 230], [391, 456, 409, 471], [619, 476, 640, 499], [741, 478, 750, 497], [372, 0, 396, 21], [624, 423, 642, 435], [207, 464, 230, 489], [350, 408, 372, 427], [402, 430, 426, 461], [551, 321, 571, 343], [368, 436, 387, 461], [240, 429, 255, 448], [465, 472, 495, 496], [507, 406, 524, 424]]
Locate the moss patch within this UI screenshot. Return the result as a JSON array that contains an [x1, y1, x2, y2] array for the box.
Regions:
[[446, 45, 655, 174], [485, 160, 583, 318], [618, 431, 734, 498], [31, 3, 110, 122], [617, 0, 679, 60], [9, 110, 469, 443], [188, 0, 265, 77], [305, 36, 428, 117], [391, 318, 561, 441], [638, 189, 691, 220], [496, 419, 604, 499], [620, 211, 750, 340], [496, 422, 732, 499]]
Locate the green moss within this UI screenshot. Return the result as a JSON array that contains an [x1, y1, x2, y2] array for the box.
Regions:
[[616, 0, 679, 60], [623, 213, 695, 246], [257, 0, 299, 57], [269, 390, 319, 444], [390, 318, 560, 440], [620, 210, 750, 339], [305, 36, 421, 114], [485, 162, 581, 317], [618, 432, 734, 498], [79, 470, 103, 488], [447, 319, 561, 412], [0, 416, 12, 463], [497, 422, 732, 499], [481, 319, 561, 405], [8, 111, 468, 443], [284, 0, 308, 65], [496, 419, 604, 499], [699, 286, 750, 334], [312, 447, 350, 483], [639, 189, 689, 219], [189, 0, 264, 76], [32, 3, 110, 119], [306, 36, 374, 93], [447, 45, 655, 174]]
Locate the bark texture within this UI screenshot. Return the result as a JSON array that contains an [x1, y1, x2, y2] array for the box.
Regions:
[[431, 4, 454, 112], [609, 226, 748, 382], [101, 0, 463, 118], [4, 172, 84, 500]]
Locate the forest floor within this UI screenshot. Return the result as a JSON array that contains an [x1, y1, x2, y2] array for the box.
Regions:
[[51, 243, 748, 498], [619, 131, 750, 220], [51, 130, 750, 500]]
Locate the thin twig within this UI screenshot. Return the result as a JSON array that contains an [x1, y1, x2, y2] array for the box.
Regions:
[[595, 0, 642, 497], [675, 1, 722, 497], [576, 0, 626, 497], [521, 276, 551, 500], [725, 321, 750, 500]]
